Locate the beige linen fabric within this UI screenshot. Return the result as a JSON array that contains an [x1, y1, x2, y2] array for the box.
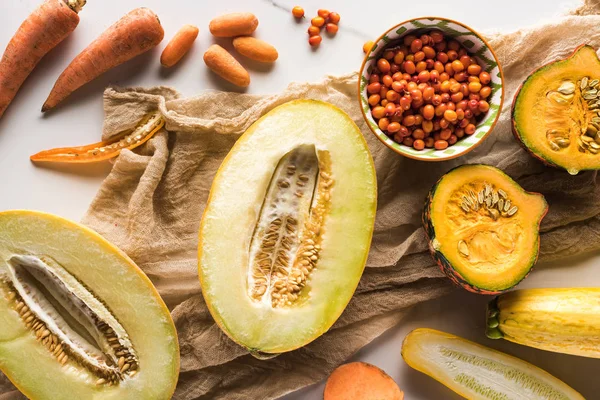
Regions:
[[3, 1, 600, 399]]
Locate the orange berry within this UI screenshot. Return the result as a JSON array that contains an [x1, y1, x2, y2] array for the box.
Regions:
[[318, 9, 330, 19], [292, 6, 305, 18], [326, 23, 338, 34], [363, 41, 374, 54], [308, 25, 320, 36], [329, 12, 340, 24], [309, 35, 322, 47], [311, 16, 325, 27]]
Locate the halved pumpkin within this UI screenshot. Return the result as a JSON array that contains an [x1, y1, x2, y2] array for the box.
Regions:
[[513, 44, 600, 174], [423, 165, 548, 294], [198, 100, 377, 355], [0, 210, 179, 399]]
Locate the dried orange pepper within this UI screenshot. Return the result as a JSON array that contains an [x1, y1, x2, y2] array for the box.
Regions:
[[31, 112, 165, 163]]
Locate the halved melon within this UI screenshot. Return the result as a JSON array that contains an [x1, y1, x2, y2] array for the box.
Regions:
[[423, 165, 547, 294], [513, 44, 600, 175], [198, 100, 377, 354], [0, 210, 179, 399]]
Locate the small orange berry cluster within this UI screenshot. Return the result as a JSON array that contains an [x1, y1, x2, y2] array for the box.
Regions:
[[292, 6, 340, 47]]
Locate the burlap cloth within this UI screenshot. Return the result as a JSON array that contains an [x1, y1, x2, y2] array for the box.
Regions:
[[3, 1, 600, 399]]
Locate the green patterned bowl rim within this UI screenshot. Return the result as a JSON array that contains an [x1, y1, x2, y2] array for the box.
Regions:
[[358, 16, 505, 161]]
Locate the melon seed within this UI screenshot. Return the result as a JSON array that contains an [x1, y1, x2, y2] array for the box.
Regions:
[[5, 255, 140, 384]]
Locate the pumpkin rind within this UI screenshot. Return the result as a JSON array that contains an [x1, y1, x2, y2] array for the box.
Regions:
[[423, 164, 548, 294]]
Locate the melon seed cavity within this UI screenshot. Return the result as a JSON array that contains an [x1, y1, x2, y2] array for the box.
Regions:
[[3, 255, 138, 386], [247, 145, 333, 307]]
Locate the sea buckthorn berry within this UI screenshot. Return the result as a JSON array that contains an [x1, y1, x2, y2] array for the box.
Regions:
[[403, 136, 414, 146], [407, 81, 418, 91], [468, 76, 480, 83], [435, 41, 447, 51], [413, 139, 425, 150], [439, 72, 450, 82], [440, 128, 452, 140], [478, 100, 490, 112], [480, 86, 492, 98], [372, 106, 386, 119], [439, 118, 449, 129], [435, 104, 447, 116], [415, 61, 427, 73], [292, 6, 305, 18], [457, 100, 468, 110], [417, 82, 428, 91], [369, 74, 380, 83], [386, 90, 399, 102], [387, 122, 401, 133], [403, 115, 416, 126], [460, 118, 470, 128], [432, 94, 442, 106], [399, 96, 412, 110], [446, 102, 456, 111], [367, 82, 381, 94], [469, 81, 482, 93], [329, 12, 341, 24], [390, 63, 400, 74], [409, 89, 422, 101], [447, 50, 458, 61], [434, 61, 444, 73], [377, 59, 391, 73], [414, 114, 423, 125], [454, 72, 467, 82], [465, 123, 476, 135], [423, 87, 435, 101], [420, 34, 432, 45], [418, 70, 430, 83], [455, 128, 465, 138], [434, 140, 448, 150], [363, 41, 374, 53], [382, 75, 393, 87], [414, 51, 425, 62], [392, 81, 404, 92], [441, 93, 450, 103], [403, 35, 417, 46], [413, 129, 425, 140], [392, 72, 403, 81], [450, 82, 461, 93], [385, 102, 396, 115], [317, 9, 330, 18], [311, 16, 325, 27], [309, 35, 322, 46], [451, 92, 463, 103], [448, 134, 458, 145], [422, 46, 436, 59], [410, 39, 423, 53], [479, 71, 491, 84], [440, 81, 451, 93], [378, 117, 390, 130], [437, 52, 449, 64], [460, 83, 470, 96], [467, 64, 482, 75], [380, 99, 388, 107], [368, 94, 380, 106], [326, 23, 338, 34], [422, 120, 434, 132], [394, 51, 405, 64], [451, 60, 464, 72], [424, 137, 435, 147], [460, 55, 472, 67], [464, 109, 473, 119], [430, 70, 440, 82], [308, 25, 320, 36], [456, 109, 465, 120], [430, 30, 444, 43], [379, 86, 388, 97], [404, 61, 416, 74], [448, 40, 460, 51]]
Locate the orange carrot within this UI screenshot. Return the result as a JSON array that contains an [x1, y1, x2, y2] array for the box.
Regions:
[[0, 0, 84, 119], [31, 112, 165, 163], [160, 24, 199, 68], [42, 7, 164, 112]]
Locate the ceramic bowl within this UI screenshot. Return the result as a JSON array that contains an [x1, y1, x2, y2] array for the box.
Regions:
[[358, 17, 504, 161]]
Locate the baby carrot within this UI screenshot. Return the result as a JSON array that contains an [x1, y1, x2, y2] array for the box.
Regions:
[[160, 24, 199, 68], [0, 0, 85, 119], [42, 7, 164, 112], [31, 112, 165, 163]]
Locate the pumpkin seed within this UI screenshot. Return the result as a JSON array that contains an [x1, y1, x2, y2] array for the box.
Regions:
[[557, 81, 575, 95], [555, 138, 570, 147], [507, 206, 518, 216], [591, 79, 599, 88], [498, 189, 507, 199], [581, 77, 589, 89]]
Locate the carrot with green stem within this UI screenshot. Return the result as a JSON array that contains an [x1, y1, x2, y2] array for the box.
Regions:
[[42, 7, 164, 112], [0, 0, 85, 119]]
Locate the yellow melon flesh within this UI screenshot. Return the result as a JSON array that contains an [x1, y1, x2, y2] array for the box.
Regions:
[[198, 100, 377, 354], [0, 210, 179, 400]]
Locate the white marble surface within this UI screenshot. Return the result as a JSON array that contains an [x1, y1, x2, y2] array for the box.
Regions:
[[0, 0, 597, 398]]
